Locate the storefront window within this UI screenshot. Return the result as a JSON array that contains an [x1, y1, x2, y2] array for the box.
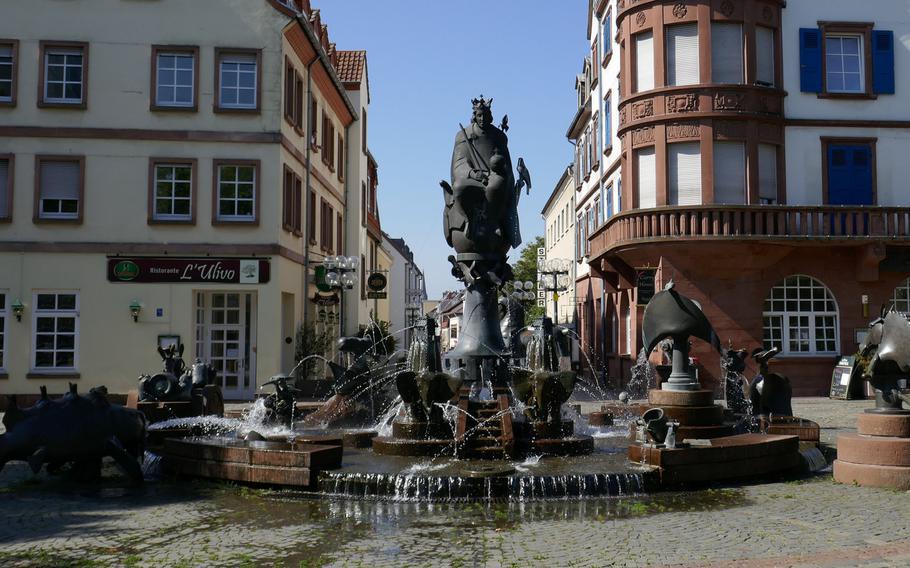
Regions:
[[763, 276, 838, 355]]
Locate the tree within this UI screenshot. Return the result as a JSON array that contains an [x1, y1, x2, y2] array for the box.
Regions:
[[510, 235, 546, 324]]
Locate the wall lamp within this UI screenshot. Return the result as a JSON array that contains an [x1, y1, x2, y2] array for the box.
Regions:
[[129, 300, 142, 322], [11, 299, 24, 322]]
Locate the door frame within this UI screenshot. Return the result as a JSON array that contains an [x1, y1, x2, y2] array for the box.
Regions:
[[821, 137, 877, 205], [195, 290, 257, 400]]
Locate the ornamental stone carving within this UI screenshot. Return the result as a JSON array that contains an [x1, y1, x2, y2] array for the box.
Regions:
[[632, 127, 655, 146], [666, 122, 700, 140], [617, 0, 625, 9], [672, 3, 687, 18], [720, 0, 734, 17], [666, 93, 699, 113], [631, 100, 654, 120], [619, 106, 628, 126], [635, 12, 646, 27], [713, 92, 744, 111]]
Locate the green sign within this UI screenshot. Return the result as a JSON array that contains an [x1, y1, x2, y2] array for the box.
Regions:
[[113, 260, 140, 281], [314, 265, 331, 292]]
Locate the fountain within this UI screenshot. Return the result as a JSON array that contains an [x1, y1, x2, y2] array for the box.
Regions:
[[834, 310, 910, 489]]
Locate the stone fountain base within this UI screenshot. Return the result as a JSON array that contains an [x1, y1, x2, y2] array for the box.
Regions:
[[834, 412, 910, 490], [643, 389, 733, 439], [629, 433, 802, 485], [373, 420, 456, 457]]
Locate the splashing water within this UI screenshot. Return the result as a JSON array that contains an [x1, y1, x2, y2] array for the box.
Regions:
[[626, 348, 655, 400]]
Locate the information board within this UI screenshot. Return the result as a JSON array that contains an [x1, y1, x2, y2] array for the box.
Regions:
[[636, 269, 657, 306], [829, 355, 857, 400]]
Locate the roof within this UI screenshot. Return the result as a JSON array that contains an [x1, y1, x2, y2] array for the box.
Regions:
[[335, 50, 366, 83]]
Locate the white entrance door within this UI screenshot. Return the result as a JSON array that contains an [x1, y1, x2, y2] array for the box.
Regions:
[[195, 291, 257, 400]]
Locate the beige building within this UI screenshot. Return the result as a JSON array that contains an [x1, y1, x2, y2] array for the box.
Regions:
[[0, 0, 377, 400], [541, 165, 577, 325]]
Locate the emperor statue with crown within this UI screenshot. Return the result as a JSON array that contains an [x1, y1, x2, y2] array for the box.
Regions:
[[441, 96, 532, 360]]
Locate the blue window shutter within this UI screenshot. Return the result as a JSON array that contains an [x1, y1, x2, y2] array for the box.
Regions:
[[873, 30, 895, 94], [799, 28, 822, 93]]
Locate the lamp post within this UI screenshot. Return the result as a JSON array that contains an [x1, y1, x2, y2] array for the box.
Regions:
[[322, 255, 359, 339], [537, 258, 572, 324]]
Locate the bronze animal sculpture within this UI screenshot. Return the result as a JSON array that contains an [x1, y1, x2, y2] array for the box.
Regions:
[[261, 375, 299, 427], [511, 317, 577, 425], [749, 346, 793, 417], [138, 343, 216, 402], [1, 384, 146, 482], [861, 310, 910, 413]]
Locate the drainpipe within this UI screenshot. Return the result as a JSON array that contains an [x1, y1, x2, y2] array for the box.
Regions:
[[302, 54, 318, 333], [341, 121, 352, 337]]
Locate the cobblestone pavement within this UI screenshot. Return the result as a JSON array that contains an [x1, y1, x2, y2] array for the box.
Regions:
[[1, 398, 909, 568]]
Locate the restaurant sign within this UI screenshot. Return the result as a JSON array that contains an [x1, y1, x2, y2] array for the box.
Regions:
[[107, 257, 270, 284]]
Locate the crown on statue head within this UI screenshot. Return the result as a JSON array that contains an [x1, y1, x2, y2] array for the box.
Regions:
[[471, 95, 492, 111]]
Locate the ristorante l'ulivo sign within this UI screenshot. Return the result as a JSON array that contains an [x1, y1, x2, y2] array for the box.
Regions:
[[107, 257, 270, 284]]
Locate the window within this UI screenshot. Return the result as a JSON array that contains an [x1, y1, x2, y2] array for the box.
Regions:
[[763, 276, 838, 356], [755, 27, 775, 86], [214, 161, 258, 223], [321, 113, 335, 168], [215, 49, 259, 111], [361, 182, 367, 226], [634, 31, 654, 92], [35, 156, 83, 223], [713, 142, 746, 204], [150, 159, 195, 223], [891, 278, 910, 314], [337, 134, 344, 180], [152, 46, 198, 110], [0, 155, 12, 220], [40, 42, 88, 107], [624, 302, 632, 355], [668, 142, 701, 205], [284, 60, 294, 121], [295, 73, 303, 127], [31, 292, 79, 372], [309, 99, 319, 148], [320, 199, 335, 252], [603, 14, 612, 57], [603, 95, 612, 151], [606, 183, 614, 219], [667, 24, 699, 86], [826, 35, 864, 93], [712, 23, 743, 84], [0, 40, 18, 105], [362, 109, 367, 154], [636, 147, 656, 208], [0, 292, 6, 370], [824, 139, 874, 206], [336, 212, 343, 255], [758, 144, 778, 204]]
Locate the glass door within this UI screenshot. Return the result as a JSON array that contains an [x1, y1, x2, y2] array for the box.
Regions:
[[196, 291, 257, 399]]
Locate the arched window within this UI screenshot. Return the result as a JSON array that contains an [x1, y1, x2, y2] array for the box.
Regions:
[[891, 278, 910, 313], [763, 275, 839, 355]]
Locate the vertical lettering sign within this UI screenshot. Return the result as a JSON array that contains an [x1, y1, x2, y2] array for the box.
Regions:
[[636, 268, 657, 306], [107, 257, 270, 284]]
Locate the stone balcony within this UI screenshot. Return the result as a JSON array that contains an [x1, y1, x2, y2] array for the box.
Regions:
[[589, 204, 910, 258]]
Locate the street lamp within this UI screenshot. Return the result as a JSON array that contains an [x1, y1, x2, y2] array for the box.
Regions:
[[538, 258, 572, 324], [322, 255, 359, 337]]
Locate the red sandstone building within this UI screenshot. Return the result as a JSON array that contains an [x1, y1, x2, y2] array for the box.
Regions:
[[572, 0, 910, 396]]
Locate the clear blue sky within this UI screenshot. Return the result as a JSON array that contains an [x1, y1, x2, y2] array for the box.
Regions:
[[316, 1, 589, 298]]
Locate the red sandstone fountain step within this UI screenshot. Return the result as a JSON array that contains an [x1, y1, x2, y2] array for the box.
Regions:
[[833, 460, 910, 490], [648, 389, 715, 407], [628, 434, 802, 485], [838, 434, 910, 466], [856, 413, 910, 437], [162, 437, 342, 487]]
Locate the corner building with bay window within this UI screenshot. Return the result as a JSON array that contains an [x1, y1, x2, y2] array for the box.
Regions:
[[576, 0, 910, 395], [0, 0, 379, 400]]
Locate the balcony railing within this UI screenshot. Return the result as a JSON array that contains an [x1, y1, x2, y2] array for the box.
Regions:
[[589, 205, 910, 258]]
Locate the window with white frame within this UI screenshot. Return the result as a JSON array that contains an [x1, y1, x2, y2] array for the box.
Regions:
[[758, 144, 778, 204], [0, 44, 13, 102], [44, 47, 84, 104], [32, 292, 79, 371], [218, 52, 257, 109], [216, 163, 256, 221], [636, 147, 656, 208], [667, 142, 701, 206], [713, 141, 746, 204], [38, 158, 81, 220], [156, 51, 195, 107], [624, 303, 632, 355], [756, 27, 775, 86], [667, 24, 700, 86], [712, 23, 744, 84], [153, 163, 193, 221], [635, 31, 654, 92], [763, 275, 838, 355], [0, 292, 6, 370], [826, 35, 864, 93], [891, 278, 910, 313]]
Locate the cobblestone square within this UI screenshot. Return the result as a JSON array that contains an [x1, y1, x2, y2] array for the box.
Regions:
[[1, 398, 909, 567]]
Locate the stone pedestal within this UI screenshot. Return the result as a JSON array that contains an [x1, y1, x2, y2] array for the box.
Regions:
[[645, 389, 733, 440], [834, 413, 910, 490]]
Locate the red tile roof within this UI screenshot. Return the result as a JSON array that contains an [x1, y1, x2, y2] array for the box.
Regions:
[[335, 50, 366, 83]]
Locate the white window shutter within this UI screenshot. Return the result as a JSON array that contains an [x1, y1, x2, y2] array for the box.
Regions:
[[759, 144, 778, 202], [756, 27, 775, 86], [637, 147, 657, 208], [635, 32, 654, 92], [668, 142, 701, 206], [667, 24, 700, 86], [713, 142, 746, 204], [40, 161, 80, 200], [712, 23, 743, 84]]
